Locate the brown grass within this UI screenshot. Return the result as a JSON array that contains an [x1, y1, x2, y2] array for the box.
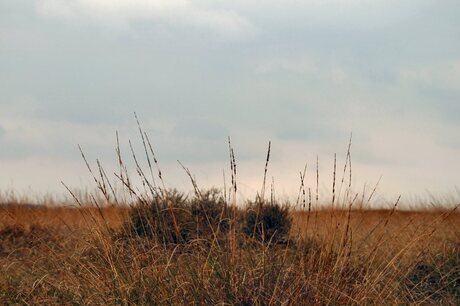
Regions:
[[1, 202, 459, 305]]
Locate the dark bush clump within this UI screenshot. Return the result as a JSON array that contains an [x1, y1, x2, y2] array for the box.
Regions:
[[406, 244, 460, 304], [129, 189, 190, 244], [243, 199, 292, 244], [127, 188, 230, 245], [189, 188, 231, 237]]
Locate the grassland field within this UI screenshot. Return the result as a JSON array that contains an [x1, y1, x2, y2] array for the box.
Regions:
[[1, 195, 459, 305]]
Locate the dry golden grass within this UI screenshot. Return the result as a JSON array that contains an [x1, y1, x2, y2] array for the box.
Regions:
[[293, 208, 460, 260], [0, 204, 127, 231], [1, 202, 459, 305]]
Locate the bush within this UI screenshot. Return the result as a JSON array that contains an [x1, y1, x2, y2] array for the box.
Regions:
[[189, 188, 231, 237], [129, 189, 191, 244], [243, 199, 292, 244], [127, 188, 229, 245], [406, 244, 460, 303]]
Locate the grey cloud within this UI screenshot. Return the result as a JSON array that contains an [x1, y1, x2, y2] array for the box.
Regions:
[[275, 122, 347, 143], [0, 128, 111, 161], [35, 0, 257, 41], [436, 131, 460, 150], [397, 82, 460, 123], [32, 103, 125, 125], [421, 88, 460, 122], [352, 149, 393, 166], [173, 118, 228, 141], [1, 0, 460, 196]]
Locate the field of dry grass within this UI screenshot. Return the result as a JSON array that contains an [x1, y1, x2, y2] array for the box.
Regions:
[[1, 200, 459, 305]]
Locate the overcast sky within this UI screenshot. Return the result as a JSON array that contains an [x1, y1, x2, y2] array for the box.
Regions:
[[1, 0, 459, 203]]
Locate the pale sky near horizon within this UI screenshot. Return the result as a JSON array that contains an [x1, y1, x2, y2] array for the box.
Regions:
[[1, 0, 459, 205]]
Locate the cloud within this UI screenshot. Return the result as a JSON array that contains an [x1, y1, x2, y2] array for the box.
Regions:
[[0, 115, 116, 160], [173, 117, 228, 141], [397, 59, 460, 122], [0, 125, 5, 137], [399, 59, 460, 91], [256, 57, 349, 85], [36, 0, 256, 38]]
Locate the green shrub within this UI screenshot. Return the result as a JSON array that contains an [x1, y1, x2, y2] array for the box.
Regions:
[[243, 199, 292, 244]]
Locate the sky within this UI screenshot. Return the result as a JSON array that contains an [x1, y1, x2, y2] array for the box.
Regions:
[[1, 0, 460, 204]]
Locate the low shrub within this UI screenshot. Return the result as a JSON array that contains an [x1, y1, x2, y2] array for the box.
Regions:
[[189, 188, 231, 237], [128, 189, 190, 244], [243, 199, 292, 244], [127, 188, 230, 245], [406, 243, 460, 304]]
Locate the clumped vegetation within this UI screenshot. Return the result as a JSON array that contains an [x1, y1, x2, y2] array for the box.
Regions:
[[243, 199, 292, 243], [1, 122, 459, 304], [406, 243, 460, 303], [126, 188, 232, 244]]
